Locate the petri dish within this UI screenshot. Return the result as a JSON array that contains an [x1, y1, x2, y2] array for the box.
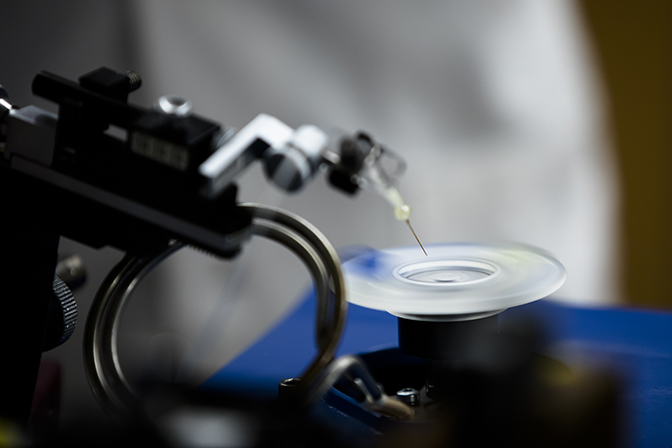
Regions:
[[342, 242, 566, 321]]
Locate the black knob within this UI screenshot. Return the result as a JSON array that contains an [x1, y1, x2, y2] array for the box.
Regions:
[[42, 276, 77, 352]]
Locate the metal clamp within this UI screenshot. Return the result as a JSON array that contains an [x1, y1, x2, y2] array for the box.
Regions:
[[305, 355, 414, 421]]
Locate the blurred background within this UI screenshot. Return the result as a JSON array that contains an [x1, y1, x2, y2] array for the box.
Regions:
[[580, 1, 672, 310], [0, 0, 669, 425]]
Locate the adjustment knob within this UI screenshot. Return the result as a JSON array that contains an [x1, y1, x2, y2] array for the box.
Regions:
[[264, 146, 313, 192], [42, 276, 78, 352], [263, 125, 327, 192]]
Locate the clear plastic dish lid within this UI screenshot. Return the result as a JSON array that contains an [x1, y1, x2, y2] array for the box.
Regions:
[[342, 242, 566, 321]]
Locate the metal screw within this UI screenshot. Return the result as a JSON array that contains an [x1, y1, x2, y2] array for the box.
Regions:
[[154, 95, 192, 117], [125, 71, 142, 92], [396, 387, 420, 406], [279, 377, 302, 388], [278, 377, 302, 400]]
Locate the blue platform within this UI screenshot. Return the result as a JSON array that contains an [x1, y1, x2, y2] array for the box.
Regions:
[[204, 292, 672, 447]]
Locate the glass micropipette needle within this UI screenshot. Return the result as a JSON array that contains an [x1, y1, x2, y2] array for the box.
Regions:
[[383, 187, 428, 256], [405, 219, 427, 256], [393, 203, 428, 256]]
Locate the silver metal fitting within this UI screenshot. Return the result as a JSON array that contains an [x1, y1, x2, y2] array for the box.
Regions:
[[154, 95, 192, 117], [263, 125, 328, 192], [0, 87, 11, 146], [4, 105, 57, 164], [0, 85, 11, 120], [396, 387, 420, 406]]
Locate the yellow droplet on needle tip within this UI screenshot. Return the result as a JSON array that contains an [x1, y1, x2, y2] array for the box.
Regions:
[[394, 204, 412, 221]]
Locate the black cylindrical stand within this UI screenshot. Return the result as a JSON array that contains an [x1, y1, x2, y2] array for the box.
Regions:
[[398, 314, 499, 361]]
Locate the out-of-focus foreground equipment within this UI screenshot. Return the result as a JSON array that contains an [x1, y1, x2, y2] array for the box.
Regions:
[[0, 68, 670, 447]]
